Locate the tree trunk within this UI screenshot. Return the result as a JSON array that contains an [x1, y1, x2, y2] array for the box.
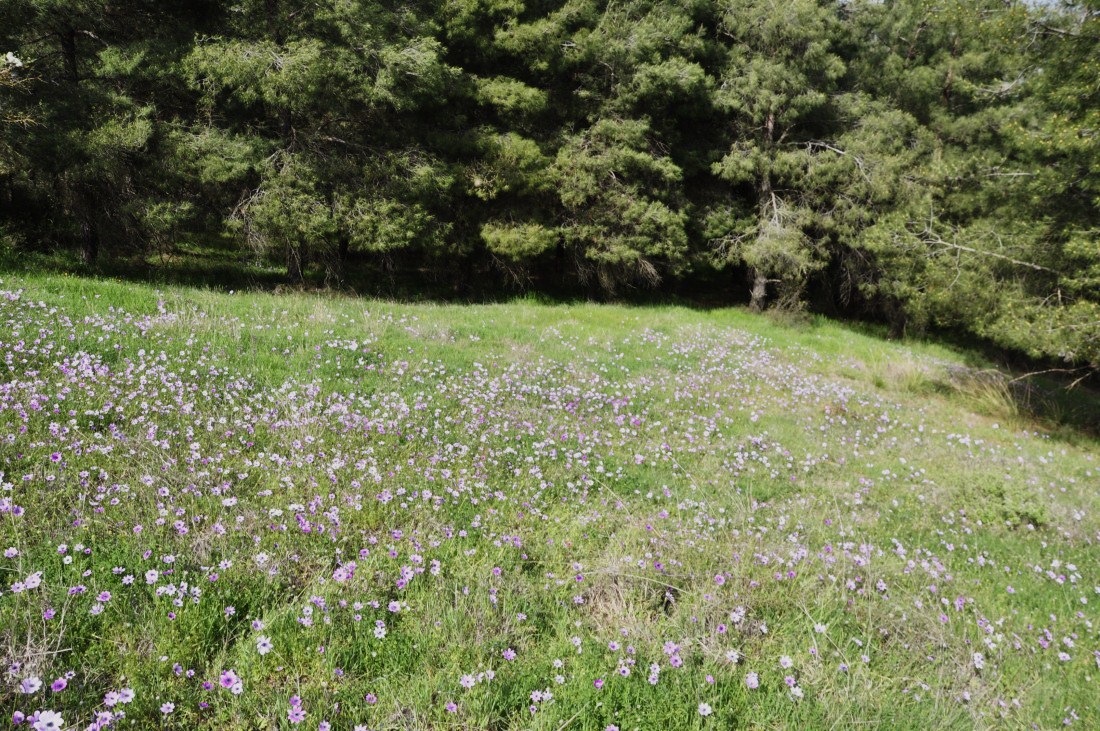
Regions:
[[334, 234, 350, 285], [80, 219, 99, 265], [749, 269, 767, 312], [287, 241, 305, 284], [887, 299, 907, 339], [59, 28, 79, 82], [749, 112, 776, 312]]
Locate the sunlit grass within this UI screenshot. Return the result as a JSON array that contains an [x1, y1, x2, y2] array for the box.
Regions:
[[1, 272, 1097, 730]]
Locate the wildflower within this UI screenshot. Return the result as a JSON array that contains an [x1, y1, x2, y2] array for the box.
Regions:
[[160, 703, 175, 715], [257, 636, 274, 655], [19, 676, 42, 694], [698, 703, 713, 717], [32, 711, 64, 731], [745, 671, 759, 689]]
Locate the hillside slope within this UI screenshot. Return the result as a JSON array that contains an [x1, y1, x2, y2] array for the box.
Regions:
[[1, 274, 1097, 730]]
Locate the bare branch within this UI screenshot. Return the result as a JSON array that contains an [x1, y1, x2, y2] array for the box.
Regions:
[[912, 218, 1058, 274]]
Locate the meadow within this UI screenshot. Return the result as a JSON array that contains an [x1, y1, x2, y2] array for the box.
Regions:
[[1, 272, 1098, 730]]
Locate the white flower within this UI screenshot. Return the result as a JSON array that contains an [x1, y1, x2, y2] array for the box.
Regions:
[[33, 710, 64, 731], [256, 635, 273, 655], [972, 652, 985, 670], [698, 702, 713, 717], [4, 52, 24, 68]]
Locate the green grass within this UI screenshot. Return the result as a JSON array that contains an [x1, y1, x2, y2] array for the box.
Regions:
[[0, 271, 1097, 730]]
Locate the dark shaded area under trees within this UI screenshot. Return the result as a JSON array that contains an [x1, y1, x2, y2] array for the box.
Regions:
[[1, 0, 1098, 375]]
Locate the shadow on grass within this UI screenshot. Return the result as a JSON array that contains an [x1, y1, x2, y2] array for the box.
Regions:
[[3, 244, 1097, 437], [0, 241, 741, 307], [944, 366, 1100, 440]]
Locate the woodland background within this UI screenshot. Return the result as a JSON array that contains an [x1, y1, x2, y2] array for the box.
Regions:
[[1, 0, 1097, 374]]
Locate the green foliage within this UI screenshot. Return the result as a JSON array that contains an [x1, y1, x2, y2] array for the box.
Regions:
[[240, 154, 334, 254], [481, 221, 558, 259], [474, 76, 548, 120], [555, 118, 689, 288]]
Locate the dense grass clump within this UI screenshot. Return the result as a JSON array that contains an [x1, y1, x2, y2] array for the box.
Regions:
[[1, 273, 1098, 730]]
